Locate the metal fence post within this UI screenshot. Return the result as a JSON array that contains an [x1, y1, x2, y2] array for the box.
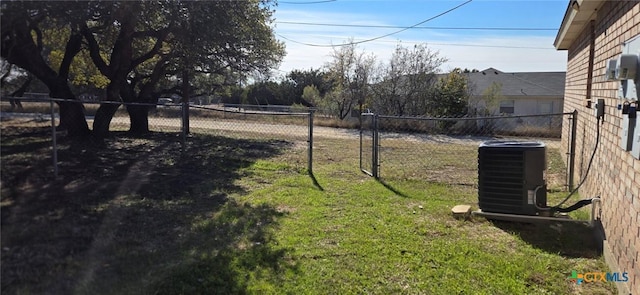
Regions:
[[308, 110, 314, 174], [50, 98, 58, 177], [568, 110, 578, 191], [181, 102, 187, 151], [359, 113, 364, 172], [372, 114, 379, 179]]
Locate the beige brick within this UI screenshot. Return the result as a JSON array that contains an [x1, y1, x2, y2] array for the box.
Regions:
[[623, 21, 629, 33]]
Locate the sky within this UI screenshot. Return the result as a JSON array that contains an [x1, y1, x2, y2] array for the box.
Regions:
[[271, 0, 570, 76]]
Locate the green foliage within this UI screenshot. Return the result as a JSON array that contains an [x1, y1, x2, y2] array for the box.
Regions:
[[49, 50, 109, 90], [479, 81, 503, 115], [318, 86, 346, 118], [286, 68, 331, 105], [42, 23, 109, 93], [301, 85, 321, 106], [323, 42, 375, 119], [370, 43, 446, 116], [246, 81, 281, 105], [429, 68, 469, 117], [1, 0, 286, 135], [219, 85, 246, 105], [166, 0, 285, 84]]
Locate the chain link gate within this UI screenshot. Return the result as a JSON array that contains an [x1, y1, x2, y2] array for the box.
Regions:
[[360, 112, 378, 178], [358, 112, 576, 193]]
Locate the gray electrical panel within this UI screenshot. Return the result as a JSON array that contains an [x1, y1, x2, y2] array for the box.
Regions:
[[621, 101, 636, 151], [632, 114, 640, 159], [617, 36, 640, 100], [614, 35, 640, 159]]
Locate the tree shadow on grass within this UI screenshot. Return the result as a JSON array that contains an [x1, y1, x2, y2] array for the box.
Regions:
[[1, 128, 298, 294], [490, 219, 602, 258], [149, 200, 294, 294]]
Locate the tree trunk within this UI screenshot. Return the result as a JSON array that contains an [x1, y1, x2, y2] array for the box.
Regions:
[[50, 82, 90, 138], [93, 103, 121, 138], [182, 69, 190, 135], [127, 104, 150, 134], [56, 102, 88, 136], [8, 75, 32, 111]]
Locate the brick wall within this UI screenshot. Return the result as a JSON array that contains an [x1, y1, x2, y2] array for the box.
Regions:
[[562, 2, 640, 293]]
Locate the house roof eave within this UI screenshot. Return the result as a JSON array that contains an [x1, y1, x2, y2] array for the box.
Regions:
[[554, 0, 605, 50]]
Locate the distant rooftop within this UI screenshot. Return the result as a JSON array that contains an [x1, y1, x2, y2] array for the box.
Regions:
[[463, 68, 566, 97]]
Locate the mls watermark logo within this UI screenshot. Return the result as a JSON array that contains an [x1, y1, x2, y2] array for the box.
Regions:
[[568, 270, 628, 285]]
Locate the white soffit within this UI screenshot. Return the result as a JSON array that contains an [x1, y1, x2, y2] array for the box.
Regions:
[[554, 0, 605, 50]]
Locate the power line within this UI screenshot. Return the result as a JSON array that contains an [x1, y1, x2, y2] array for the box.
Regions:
[[278, 34, 555, 50], [276, 0, 473, 47], [425, 42, 553, 50], [276, 21, 557, 31]]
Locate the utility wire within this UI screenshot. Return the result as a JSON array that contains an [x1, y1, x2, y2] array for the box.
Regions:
[[413, 42, 552, 50], [552, 116, 601, 209], [280, 35, 554, 50], [276, 21, 557, 31], [276, 0, 473, 47]]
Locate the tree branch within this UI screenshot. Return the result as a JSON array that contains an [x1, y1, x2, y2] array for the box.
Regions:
[[1, 17, 59, 87], [0, 63, 13, 83], [131, 28, 169, 69], [58, 31, 83, 80], [138, 55, 168, 100], [31, 24, 43, 52], [80, 23, 111, 77], [10, 74, 33, 97]]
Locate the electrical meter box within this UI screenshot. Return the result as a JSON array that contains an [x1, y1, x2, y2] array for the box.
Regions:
[[620, 103, 637, 151], [606, 59, 618, 80], [617, 36, 640, 100], [632, 115, 640, 159], [616, 54, 638, 80], [616, 35, 640, 159]]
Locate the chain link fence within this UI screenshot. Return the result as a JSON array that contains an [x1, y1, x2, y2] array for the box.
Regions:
[[0, 97, 314, 176], [2, 96, 578, 193], [361, 112, 577, 192], [360, 113, 377, 177]]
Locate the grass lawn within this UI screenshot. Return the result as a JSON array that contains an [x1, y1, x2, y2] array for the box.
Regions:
[[0, 119, 616, 294]]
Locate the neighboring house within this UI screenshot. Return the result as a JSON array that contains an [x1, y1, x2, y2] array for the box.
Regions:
[[465, 68, 566, 116], [461, 68, 565, 132], [555, 1, 639, 294]]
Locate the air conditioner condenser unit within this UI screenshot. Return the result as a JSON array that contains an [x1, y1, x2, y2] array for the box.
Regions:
[[477, 141, 547, 216]]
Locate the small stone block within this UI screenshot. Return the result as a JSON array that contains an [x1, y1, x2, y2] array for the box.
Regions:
[[451, 205, 472, 219]]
